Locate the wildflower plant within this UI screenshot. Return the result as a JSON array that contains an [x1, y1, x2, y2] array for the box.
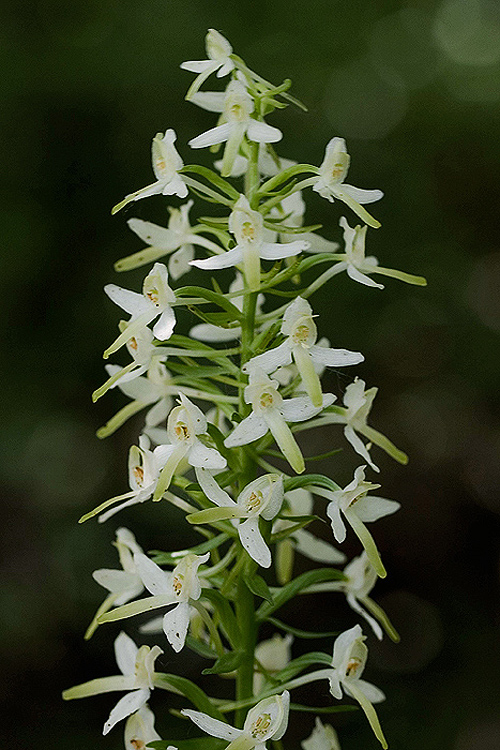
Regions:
[[63, 28, 427, 750]]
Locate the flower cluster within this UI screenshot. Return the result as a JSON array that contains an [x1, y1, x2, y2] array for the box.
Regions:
[[63, 28, 426, 750]]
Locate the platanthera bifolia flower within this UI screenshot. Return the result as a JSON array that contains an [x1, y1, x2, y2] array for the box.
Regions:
[[254, 634, 293, 694], [181, 28, 235, 99], [124, 705, 162, 750], [301, 717, 341, 750]]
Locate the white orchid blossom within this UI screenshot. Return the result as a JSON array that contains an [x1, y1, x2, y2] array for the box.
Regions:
[[254, 634, 293, 694], [191, 195, 309, 291], [124, 705, 162, 750], [98, 552, 210, 653], [312, 138, 383, 229], [181, 28, 235, 99], [152, 394, 227, 501], [224, 368, 335, 474], [189, 80, 283, 177], [63, 632, 163, 736], [85, 528, 145, 639], [103, 262, 176, 359], [182, 690, 290, 750], [243, 297, 363, 407], [79, 435, 171, 524], [193, 469, 284, 568], [301, 717, 341, 750], [112, 130, 188, 214], [328, 625, 387, 748], [311, 466, 400, 578], [190, 273, 265, 343], [116, 200, 221, 279]]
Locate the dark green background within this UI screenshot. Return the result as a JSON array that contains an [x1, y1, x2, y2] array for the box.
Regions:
[[1, 0, 500, 747]]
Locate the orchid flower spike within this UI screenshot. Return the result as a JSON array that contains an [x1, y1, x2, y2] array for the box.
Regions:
[[124, 705, 162, 750], [103, 262, 176, 359], [328, 625, 387, 748], [117, 200, 221, 279], [243, 297, 363, 407], [152, 394, 226, 501], [192, 469, 284, 568], [85, 527, 145, 639], [189, 79, 282, 177], [301, 717, 342, 750], [254, 634, 293, 694], [62, 631, 163, 736], [112, 130, 188, 214], [79, 435, 172, 524], [191, 195, 309, 291], [181, 28, 235, 99], [311, 466, 400, 578], [182, 690, 290, 750], [224, 367, 335, 474], [312, 138, 383, 229]]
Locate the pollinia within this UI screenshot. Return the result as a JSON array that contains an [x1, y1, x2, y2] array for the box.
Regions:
[[63, 29, 426, 750]]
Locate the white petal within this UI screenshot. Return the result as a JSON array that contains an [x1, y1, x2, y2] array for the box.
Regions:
[[344, 425, 379, 472], [260, 240, 309, 260], [354, 679, 386, 704], [243, 341, 292, 374], [127, 218, 179, 250], [114, 631, 138, 676], [347, 264, 384, 289], [341, 185, 384, 205], [124, 705, 161, 748], [190, 246, 244, 270], [189, 122, 234, 149], [195, 467, 235, 508], [181, 710, 242, 741], [103, 689, 149, 735], [188, 440, 227, 470], [180, 59, 215, 73], [152, 306, 176, 340], [190, 91, 226, 112], [224, 412, 268, 447], [280, 393, 334, 423], [134, 553, 170, 596], [190, 323, 241, 342], [105, 285, 151, 317], [310, 346, 364, 368], [326, 501, 347, 543], [246, 119, 283, 144], [169, 244, 194, 280], [294, 529, 346, 564], [163, 602, 190, 652], [104, 367, 159, 402], [354, 495, 400, 523], [92, 569, 139, 595], [238, 517, 272, 568], [145, 398, 172, 427]]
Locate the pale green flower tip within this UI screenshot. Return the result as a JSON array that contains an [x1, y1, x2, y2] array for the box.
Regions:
[[96, 426, 109, 440], [111, 199, 127, 216], [78, 511, 94, 524]]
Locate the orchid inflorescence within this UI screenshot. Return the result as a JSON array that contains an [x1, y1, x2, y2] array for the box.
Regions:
[[63, 28, 426, 750]]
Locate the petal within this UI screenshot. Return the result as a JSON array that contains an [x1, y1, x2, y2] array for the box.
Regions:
[[190, 91, 226, 112], [259, 240, 309, 260], [354, 495, 400, 523], [243, 341, 292, 374], [347, 264, 384, 289], [188, 440, 227, 470], [134, 553, 170, 596], [127, 218, 180, 251], [341, 185, 384, 205], [238, 517, 272, 568], [264, 409, 305, 474], [169, 244, 195, 280], [92, 569, 139, 595], [326, 501, 347, 543], [310, 346, 364, 367], [190, 246, 244, 270], [190, 323, 241, 342], [344, 425, 379, 472], [145, 398, 172, 427], [195, 467, 235, 508], [346, 594, 384, 641], [152, 306, 176, 341], [355, 679, 386, 704], [115, 631, 138, 676], [224, 412, 268, 447], [180, 59, 215, 73], [180, 710, 242, 741], [294, 529, 346, 564], [189, 122, 234, 149], [103, 689, 150, 735], [280, 393, 334, 423], [246, 119, 283, 144], [163, 601, 191, 652], [105, 285, 151, 317], [62, 675, 135, 701]]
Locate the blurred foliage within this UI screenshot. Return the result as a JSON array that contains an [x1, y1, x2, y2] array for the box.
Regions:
[[1, 0, 500, 747]]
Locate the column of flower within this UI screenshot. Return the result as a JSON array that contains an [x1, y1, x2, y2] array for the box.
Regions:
[[63, 29, 426, 750]]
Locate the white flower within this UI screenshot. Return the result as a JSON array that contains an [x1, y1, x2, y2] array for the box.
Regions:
[[190, 273, 265, 343], [328, 625, 387, 748], [85, 528, 145, 639], [312, 466, 400, 578], [115, 200, 221, 279], [124, 705, 162, 750], [112, 130, 188, 214], [337, 216, 383, 288], [182, 690, 290, 750], [312, 138, 383, 229], [254, 634, 293, 694], [79, 435, 171, 524], [224, 367, 335, 474], [301, 717, 341, 750], [98, 359, 176, 438], [189, 80, 282, 177], [191, 195, 309, 291], [103, 262, 176, 359], [243, 297, 363, 407], [181, 28, 235, 99], [194, 469, 284, 568], [152, 394, 227, 501], [62, 632, 163, 736]]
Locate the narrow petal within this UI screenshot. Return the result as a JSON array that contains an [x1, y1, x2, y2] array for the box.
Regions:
[[264, 409, 305, 474], [145, 398, 172, 427], [153, 444, 187, 501], [344, 425, 379, 472], [224, 413, 268, 448], [310, 346, 364, 368], [103, 311, 157, 360], [169, 244, 195, 280], [163, 602, 190, 652], [195, 467, 235, 508], [190, 322, 241, 342], [355, 679, 386, 704], [326, 501, 347, 543], [103, 689, 150, 735], [62, 675, 134, 701], [221, 123, 247, 177], [99, 594, 177, 623], [190, 246, 244, 270], [243, 341, 292, 375], [333, 189, 381, 230], [152, 306, 176, 341], [280, 393, 335, 423], [238, 517, 272, 568], [346, 593, 384, 641], [190, 91, 226, 112], [180, 710, 242, 741], [134, 553, 170, 596], [246, 119, 283, 144], [188, 440, 227, 470], [180, 59, 215, 73], [341, 185, 384, 205], [259, 240, 309, 260], [293, 346, 322, 408], [189, 122, 233, 149], [92, 569, 138, 594], [294, 528, 346, 564], [354, 495, 400, 523], [127, 218, 179, 250], [342, 682, 387, 749], [104, 286, 151, 317], [343, 509, 386, 578], [347, 264, 384, 289], [115, 631, 138, 675]]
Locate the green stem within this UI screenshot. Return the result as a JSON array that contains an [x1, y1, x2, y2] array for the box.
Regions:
[[235, 569, 257, 727]]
